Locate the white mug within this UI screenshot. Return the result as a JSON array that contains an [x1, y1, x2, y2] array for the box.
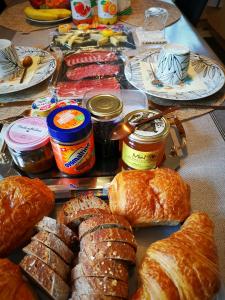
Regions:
[[0, 39, 22, 80], [156, 43, 190, 86]]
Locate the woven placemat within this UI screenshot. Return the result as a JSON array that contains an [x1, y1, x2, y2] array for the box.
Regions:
[[119, 0, 181, 27], [0, 1, 59, 33]]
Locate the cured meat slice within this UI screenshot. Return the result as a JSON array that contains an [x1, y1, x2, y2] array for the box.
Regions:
[[57, 78, 120, 98], [64, 51, 118, 67], [66, 64, 120, 81]]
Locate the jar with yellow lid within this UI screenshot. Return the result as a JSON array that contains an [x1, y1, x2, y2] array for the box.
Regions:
[[122, 109, 170, 170], [86, 94, 123, 158]]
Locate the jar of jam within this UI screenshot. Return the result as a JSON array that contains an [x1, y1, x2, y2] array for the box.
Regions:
[[122, 109, 170, 170], [4, 117, 54, 173], [47, 105, 95, 175], [86, 94, 123, 158]]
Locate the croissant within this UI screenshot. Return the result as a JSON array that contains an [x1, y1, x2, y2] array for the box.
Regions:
[[108, 168, 190, 227], [132, 212, 220, 300]]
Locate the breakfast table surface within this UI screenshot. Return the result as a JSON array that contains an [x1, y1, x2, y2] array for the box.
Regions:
[[1, 0, 225, 291]]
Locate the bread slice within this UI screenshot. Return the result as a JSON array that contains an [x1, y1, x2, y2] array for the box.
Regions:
[[66, 209, 112, 229], [23, 240, 70, 281], [57, 194, 110, 225], [72, 277, 128, 299], [79, 214, 132, 239], [70, 292, 124, 300], [20, 255, 70, 300], [72, 259, 128, 282], [32, 231, 74, 264], [79, 241, 136, 265], [80, 228, 137, 250], [36, 216, 78, 249]]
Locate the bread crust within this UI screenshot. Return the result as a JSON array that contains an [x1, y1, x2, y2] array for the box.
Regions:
[[132, 212, 220, 300], [20, 255, 70, 300], [0, 176, 54, 256], [71, 292, 124, 300], [23, 240, 70, 281], [79, 214, 132, 239], [0, 258, 37, 300], [108, 169, 190, 227], [32, 231, 74, 264], [72, 260, 128, 282]]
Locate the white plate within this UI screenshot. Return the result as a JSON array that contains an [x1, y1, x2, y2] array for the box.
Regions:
[[125, 50, 225, 101], [26, 16, 71, 25], [0, 47, 56, 94]]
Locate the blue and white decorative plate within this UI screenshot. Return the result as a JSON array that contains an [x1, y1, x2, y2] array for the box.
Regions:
[[125, 50, 225, 101], [0, 47, 56, 94]]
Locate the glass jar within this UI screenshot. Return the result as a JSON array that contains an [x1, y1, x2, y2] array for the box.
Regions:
[[4, 117, 54, 173], [70, 0, 93, 25], [98, 0, 118, 25], [47, 105, 95, 175], [122, 109, 170, 170], [86, 94, 123, 158]]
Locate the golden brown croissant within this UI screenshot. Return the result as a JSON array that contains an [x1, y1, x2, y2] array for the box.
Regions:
[[132, 212, 220, 300], [0, 258, 37, 300], [0, 176, 55, 257], [108, 168, 190, 227]]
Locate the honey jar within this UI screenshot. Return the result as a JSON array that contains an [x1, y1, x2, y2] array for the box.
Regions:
[[122, 109, 170, 170], [86, 94, 123, 158]]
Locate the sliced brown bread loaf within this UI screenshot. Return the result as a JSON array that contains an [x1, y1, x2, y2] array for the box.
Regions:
[[36, 216, 78, 248], [20, 255, 70, 300], [80, 228, 137, 250], [66, 209, 112, 229], [79, 214, 132, 239], [32, 231, 74, 264], [57, 194, 110, 225], [73, 277, 128, 299], [70, 292, 124, 300], [23, 240, 70, 281], [79, 241, 136, 265], [72, 259, 128, 282]]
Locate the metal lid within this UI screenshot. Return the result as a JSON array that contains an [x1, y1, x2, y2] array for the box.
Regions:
[[86, 94, 123, 120], [124, 109, 170, 143]]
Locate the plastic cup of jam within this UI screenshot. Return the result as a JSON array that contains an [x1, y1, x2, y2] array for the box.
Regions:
[[4, 116, 54, 173], [47, 105, 95, 175], [122, 109, 170, 170]]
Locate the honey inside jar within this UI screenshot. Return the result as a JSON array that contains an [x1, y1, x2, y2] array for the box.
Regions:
[[122, 109, 170, 170]]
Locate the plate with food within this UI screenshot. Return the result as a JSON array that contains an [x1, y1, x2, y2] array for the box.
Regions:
[[0, 169, 224, 300], [52, 26, 136, 50], [125, 50, 225, 101], [0, 46, 56, 94], [24, 6, 72, 25]]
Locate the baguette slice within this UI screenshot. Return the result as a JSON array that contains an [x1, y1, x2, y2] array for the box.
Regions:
[[72, 259, 128, 282], [20, 255, 70, 300], [36, 216, 78, 248], [23, 240, 70, 281], [57, 194, 110, 225], [70, 292, 124, 300], [66, 208, 112, 229], [32, 231, 74, 264], [79, 214, 132, 239], [80, 228, 137, 250], [79, 241, 136, 265], [73, 277, 128, 299]]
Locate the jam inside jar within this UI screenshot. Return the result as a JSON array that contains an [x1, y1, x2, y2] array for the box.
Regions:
[[122, 109, 170, 170]]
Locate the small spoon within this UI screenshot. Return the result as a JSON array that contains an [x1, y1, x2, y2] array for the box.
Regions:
[[20, 56, 33, 84], [149, 61, 163, 87], [111, 106, 177, 141]]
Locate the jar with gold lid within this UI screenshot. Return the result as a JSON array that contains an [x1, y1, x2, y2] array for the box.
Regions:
[[86, 94, 123, 158], [122, 109, 170, 170]]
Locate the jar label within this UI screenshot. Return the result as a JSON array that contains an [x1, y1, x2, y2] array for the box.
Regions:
[[71, 0, 92, 21], [53, 109, 85, 129], [98, 0, 118, 19], [51, 132, 95, 175], [122, 142, 160, 169]]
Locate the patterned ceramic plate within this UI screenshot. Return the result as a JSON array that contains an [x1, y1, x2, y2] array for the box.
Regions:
[[0, 47, 56, 94], [124, 50, 225, 101]]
